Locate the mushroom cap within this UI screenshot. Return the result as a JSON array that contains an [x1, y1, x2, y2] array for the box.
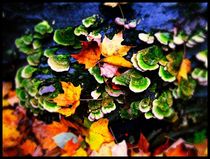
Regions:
[[139, 98, 151, 113], [44, 48, 58, 58], [129, 77, 151, 93], [196, 50, 207, 67], [158, 66, 176, 82], [136, 52, 159, 71], [145, 112, 154, 119], [21, 65, 37, 78], [53, 27, 80, 46], [179, 77, 196, 98], [131, 53, 146, 72], [74, 25, 88, 36], [34, 20, 53, 35], [101, 101, 116, 114], [82, 14, 103, 28], [154, 32, 171, 45], [15, 67, 24, 88], [16, 88, 27, 101], [105, 86, 124, 97], [88, 66, 104, 84], [90, 109, 104, 120], [42, 99, 60, 112], [47, 55, 70, 72], [91, 90, 101, 99], [27, 51, 42, 66], [138, 33, 154, 44]]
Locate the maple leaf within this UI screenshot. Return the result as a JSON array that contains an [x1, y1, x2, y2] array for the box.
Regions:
[[90, 141, 116, 156], [71, 41, 101, 69], [73, 147, 87, 156], [20, 139, 37, 156], [177, 58, 191, 83], [53, 81, 82, 117], [101, 31, 133, 57], [101, 56, 133, 68], [100, 63, 118, 78], [85, 118, 114, 151]]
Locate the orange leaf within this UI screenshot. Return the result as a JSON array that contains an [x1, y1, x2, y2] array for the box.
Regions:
[[138, 133, 150, 153], [153, 138, 170, 156], [164, 138, 197, 156], [194, 139, 208, 156], [2, 82, 12, 97], [32, 120, 68, 151], [53, 81, 82, 117], [85, 118, 114, 151], [101, 31, 133, 57], [71, 41, 101, 69], [20, 139, 37, 156], [63, 136, 83, 156], [101, 56, 133, 68], [177, 58, 191, 83]]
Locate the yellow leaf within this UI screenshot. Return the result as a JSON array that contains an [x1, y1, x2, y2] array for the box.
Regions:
[[91, 141, 116, 156], [73, 147, 88, 156], [53, 81, 82, 117], [85, 118, 114, 151], [101, 56, 133, 68], [177, 58, 191, 83], [71, 41, 101, 69], [101, 32, 133, 57]]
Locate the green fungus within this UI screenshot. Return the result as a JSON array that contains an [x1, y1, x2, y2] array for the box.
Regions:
[[74, 25, 88, 36], [21, 65, 37, 78], [47, 54, 70, 72], [129, 77, 151, 93], [34, 20, 53, 35], [27, 51, 42, 66], [88, 65, 104, 84], [158, 66, 176, 82], [154, 32, 172, 45], [139, 98, 151, 113], [42, 99, 60, 112]]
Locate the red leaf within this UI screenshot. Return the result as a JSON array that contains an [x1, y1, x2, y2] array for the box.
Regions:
[[138, 133, 150, 153], [153, 138, 170, 156]]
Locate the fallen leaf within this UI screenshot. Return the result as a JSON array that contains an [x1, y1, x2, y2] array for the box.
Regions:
[[177, 58, 191, 83], [90, 141, 116, 156], [138, 133, 150, 153], [101, 56, 133, 68], [73, 147, 88, 156], [85, 118, 114, 151], [100, 63, 118, 78], [62, 136, 83, 156], [111, 140, 128, 156], [53, 81, 82, 117], [153, 138, 170, 156], [71, 41, 101, 69], [101, 31, 132, 57], [20, 139, 37, 156], [194, 139, 208, 156], [32, 119, 68, 151], [164, 138, 197, 156], [2, 82, 12, 97]]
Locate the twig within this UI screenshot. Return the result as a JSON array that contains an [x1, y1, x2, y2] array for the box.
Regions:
[[80, 98, 103, 101]]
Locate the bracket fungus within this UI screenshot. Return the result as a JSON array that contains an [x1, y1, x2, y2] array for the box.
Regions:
[[47, 54, 70, 72], [191, 68, 208, 86], [34, 20, 53, 35], [82, 14, 103, 28], [196, 50, 207, 68], [138, 33, 155, 44], [88, 65, 104, 84], [21, 65, 37, 78], [158, 66, 176, 82]]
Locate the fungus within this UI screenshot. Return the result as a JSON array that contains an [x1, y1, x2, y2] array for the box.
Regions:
[[88, 65, 104, 84], [154, 32, 172, 45], [105, 86, 124, 97], [91, 90, 101, 99], [101, 101, 116, 114], [82, 14, 103, 28], [88, 110, 104, 121], [42, 99, 60, 112], [131, 53, 145, 72], [139, 98, 151, 113], [16, 88, 28, 102], [129, 77, 151, 93], [34, 20, 53, 35], [74, 25, 88, 36], [100, 63, 118, 78], [145, 112, 154, 119], [15, 67, 24, 88], [158, 66, 176, 82], [27, 51, 42, 66], [196, 50, 207, 68], [21, 65, 37, 78], [47, 54, 70, 72], [138, 33, 154, 44], [53, 27, 80, 47], [191, 68, 208, 86], [44, 48, 58, 58]]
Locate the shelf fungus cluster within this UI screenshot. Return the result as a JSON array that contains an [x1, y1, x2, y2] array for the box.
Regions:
[[14, 14, 207, 122]]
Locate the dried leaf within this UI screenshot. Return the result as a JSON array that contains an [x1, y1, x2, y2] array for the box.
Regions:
[[71, 41, 101, 69], [73, 147, 88, 156], [194, 139, 208, 156], [53, 81, 82, 117], [101, 31, 132, 57], [177, 58, 191, 83], [100, 63, 118, 78], [138, 133, 150, 153], [3, 82, 12, 97], [85, 118, 114, 151], [111, 140, 128, 156], [153, 138, 170, 156], [90, 141, 115, 156], [101, 56, 133, 68], [164, 138, 197, 156], [20, 139, 37, 156]]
